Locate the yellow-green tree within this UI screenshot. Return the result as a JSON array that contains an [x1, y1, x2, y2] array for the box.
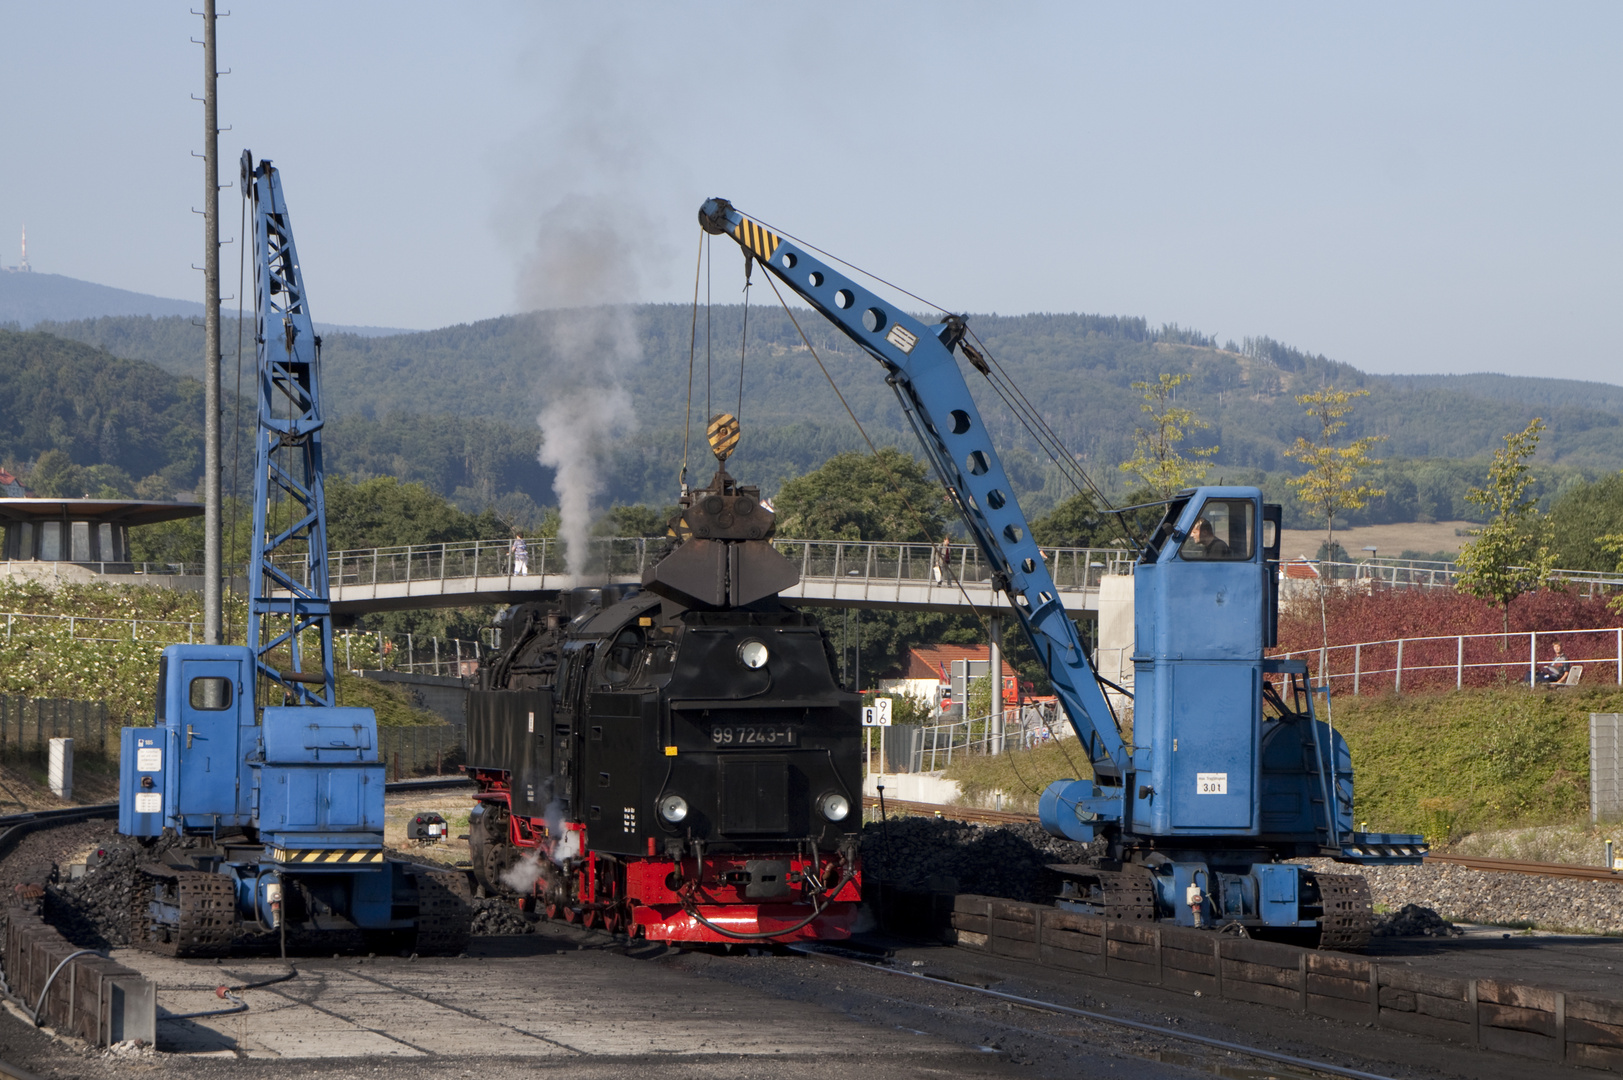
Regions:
[[1601, 533, 1623, 615], [1118, 373, 1217, 498], [1455, 419, 1555, 636], [1284, 388, 1386, 577]]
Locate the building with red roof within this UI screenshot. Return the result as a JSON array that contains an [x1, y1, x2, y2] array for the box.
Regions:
[[878, 643, 1018, 715]]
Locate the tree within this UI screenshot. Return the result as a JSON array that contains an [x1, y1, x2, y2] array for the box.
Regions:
[[1118, 373, 1217, 498], [1030, 491, 1115, 548], [1547, 472, 1623, 572], [1283, 388, 1385, 668], [1284, 388, 1386, 566], [774, 447, 945, 542], [1454, 419, 1556, 636], [592, 504, 675, 538]]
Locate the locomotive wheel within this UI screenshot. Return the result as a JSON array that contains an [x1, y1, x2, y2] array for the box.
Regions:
[[562, 905, 579, 924], [544, 902, 560, 921], [469, 802, 514, 896]]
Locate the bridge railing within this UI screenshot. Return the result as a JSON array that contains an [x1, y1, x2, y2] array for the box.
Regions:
[[271, 538, 1135, 592]]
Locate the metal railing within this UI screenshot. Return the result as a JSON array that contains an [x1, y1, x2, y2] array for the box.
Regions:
[[0, 559, 213, 576], [894, 707, 1073, 773], [1296, 557, 1623, 596], [1277, 626, 1623, 695], [0, 610, 199, 643], [269, 537, 1137, 593]]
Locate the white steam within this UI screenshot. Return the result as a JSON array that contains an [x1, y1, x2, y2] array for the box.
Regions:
[[498, 797, 582, 895], [513, 57, 659, 581]]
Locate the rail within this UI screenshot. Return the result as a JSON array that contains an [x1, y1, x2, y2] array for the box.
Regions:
[[1276, 626, 1623, 694]]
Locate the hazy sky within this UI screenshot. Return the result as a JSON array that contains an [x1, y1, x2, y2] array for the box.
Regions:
[[3, 3, 1619, 382]]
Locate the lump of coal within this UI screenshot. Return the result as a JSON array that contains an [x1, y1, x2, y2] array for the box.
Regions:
[[1373, 903, 1463, 937], [470, 897, 536, 936]]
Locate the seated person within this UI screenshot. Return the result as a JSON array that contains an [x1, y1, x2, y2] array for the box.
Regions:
[[1533, 642, 1572, 684], [1182, 518, 1231, 558]]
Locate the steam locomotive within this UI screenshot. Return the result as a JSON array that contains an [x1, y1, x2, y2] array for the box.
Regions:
[[464, 458, 865, 943]]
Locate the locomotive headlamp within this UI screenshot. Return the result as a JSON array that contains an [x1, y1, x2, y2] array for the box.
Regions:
[[738, 640, 769, 669], [818, 792, 851, 822], [658, 793, 690, 823]]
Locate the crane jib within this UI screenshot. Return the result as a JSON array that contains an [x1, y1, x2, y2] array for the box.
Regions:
[[699, 198, 1126, 777]]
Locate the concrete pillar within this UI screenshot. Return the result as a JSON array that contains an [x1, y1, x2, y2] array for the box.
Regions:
[[48, 737, 72, 800], [989, 615, 1003, 755]]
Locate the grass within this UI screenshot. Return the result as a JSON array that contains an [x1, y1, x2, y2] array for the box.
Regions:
[[943, 740, 1094, 814], [939, 684, 1623, 840], [334, 670, 445, 727], [1332, 684, 1623, 838]]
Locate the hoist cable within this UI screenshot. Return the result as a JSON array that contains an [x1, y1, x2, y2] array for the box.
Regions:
[[681, 228, 704, 488], [758, 271, 1102, 781], [705, 234, 713, 427], [965, 326, 1144, 549], [743, 212, 952, 317], [737, 258, 751, 426]]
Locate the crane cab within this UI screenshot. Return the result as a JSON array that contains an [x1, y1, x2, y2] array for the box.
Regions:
[[1129, 488, 1281, 838]]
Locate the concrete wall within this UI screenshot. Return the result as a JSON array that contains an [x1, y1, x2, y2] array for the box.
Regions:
[[359, 670, 468, 727]]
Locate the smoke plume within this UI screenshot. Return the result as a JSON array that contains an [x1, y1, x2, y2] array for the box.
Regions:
[[512, 48, 662, 580]]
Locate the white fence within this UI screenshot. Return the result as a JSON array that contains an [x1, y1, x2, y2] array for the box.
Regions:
[[1277, 626, 1623, 695]]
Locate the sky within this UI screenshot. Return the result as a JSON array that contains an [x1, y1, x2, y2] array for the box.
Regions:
[[2, 2, 1619, 382]]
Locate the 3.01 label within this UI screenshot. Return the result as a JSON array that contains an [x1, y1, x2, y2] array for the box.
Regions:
[[1196, 772, 1228, 795]]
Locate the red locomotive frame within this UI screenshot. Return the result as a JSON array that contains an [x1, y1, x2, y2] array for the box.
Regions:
[[468, 770, 863, 944]]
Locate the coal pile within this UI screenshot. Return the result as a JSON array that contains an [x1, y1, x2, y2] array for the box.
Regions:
[[861, 817, 1099, 902], [46, 841, 140, 949], [470, 897, 535, 935], [1372, 903, 1463, 938]]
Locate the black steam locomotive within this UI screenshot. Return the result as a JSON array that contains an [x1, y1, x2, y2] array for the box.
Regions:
[[464, 460, 865, 943]]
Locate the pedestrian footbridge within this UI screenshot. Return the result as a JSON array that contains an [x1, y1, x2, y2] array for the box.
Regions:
[[274, 538, 1135, 617]]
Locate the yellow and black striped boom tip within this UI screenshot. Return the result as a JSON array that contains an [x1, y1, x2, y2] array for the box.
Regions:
[[269, 847, 386, 866], [732, 216, 780, 262], [707, 413, 740, 461]]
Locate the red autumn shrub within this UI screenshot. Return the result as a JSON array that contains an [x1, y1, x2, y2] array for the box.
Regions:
[[1275, 586, 1622, 693]]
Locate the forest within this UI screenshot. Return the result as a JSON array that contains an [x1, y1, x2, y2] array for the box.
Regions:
[[9, 305, 1623, 539]]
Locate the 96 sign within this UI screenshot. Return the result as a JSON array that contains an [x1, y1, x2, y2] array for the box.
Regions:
[[862, 698, 893, 726]]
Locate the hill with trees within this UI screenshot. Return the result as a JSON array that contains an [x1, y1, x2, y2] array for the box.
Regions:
[[18, 305, 1623, 530]]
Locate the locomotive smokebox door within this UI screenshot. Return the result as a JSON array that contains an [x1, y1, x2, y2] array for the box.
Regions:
[[408, 812, 449, 841]]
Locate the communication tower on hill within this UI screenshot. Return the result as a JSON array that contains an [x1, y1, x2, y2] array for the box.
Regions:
[[18, 226, 29, 272]]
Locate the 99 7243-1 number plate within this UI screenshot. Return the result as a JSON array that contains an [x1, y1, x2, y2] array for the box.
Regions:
[[711, 725, 797, 747]]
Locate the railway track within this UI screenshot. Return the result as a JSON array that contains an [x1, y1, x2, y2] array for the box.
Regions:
[[862, 795, 1037, 826], [792, 942, 1403, 1080], [864, 795, 1623, 885]]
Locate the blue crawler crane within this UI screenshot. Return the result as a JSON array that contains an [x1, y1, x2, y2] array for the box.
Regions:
[[700, 198, 1425, 947], [117, 156, 469, 956]]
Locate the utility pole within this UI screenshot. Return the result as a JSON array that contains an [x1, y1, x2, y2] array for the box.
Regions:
[[200, 1, 223, 644]]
